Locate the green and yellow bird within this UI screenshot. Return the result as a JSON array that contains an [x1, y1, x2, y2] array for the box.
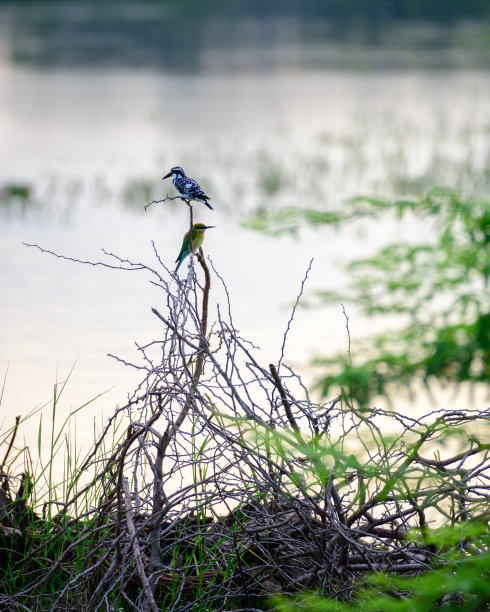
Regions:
[[175, 223, 215, 273]]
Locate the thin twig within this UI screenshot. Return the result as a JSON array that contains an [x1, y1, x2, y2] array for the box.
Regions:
[[278, 258, 314, 371], [341, 303, 352, 366], [269, 363, 301, 435], [144, 195, 183, 211]]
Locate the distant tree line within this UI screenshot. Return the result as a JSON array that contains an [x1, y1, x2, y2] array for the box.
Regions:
[[10, 0, 490, 22]]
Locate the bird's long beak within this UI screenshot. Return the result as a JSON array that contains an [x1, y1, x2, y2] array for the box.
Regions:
[[204, 226, 216, 229], [162, 171, 172, 180]]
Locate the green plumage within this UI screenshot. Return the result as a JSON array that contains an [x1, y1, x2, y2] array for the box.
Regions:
[[175, 223, 214, 273]]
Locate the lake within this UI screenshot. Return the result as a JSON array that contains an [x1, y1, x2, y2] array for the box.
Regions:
[[1, 3, 489, 459]]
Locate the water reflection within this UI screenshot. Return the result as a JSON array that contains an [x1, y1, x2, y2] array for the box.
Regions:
[[1, 95, 490, 225], [1, 1, 489, 450]]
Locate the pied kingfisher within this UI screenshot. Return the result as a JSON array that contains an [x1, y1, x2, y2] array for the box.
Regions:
[[162, 166, 213, 210]]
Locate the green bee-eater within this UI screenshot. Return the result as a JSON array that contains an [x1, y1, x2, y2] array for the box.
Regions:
[[175, 223, 215, 273]]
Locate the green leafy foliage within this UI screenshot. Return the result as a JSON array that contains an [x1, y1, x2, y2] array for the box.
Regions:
[[249, 189, 490, 406], [242, 206, 343, 236]]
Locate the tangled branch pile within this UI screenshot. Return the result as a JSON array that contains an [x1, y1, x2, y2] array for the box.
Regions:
[[0, 245, 489, 611]]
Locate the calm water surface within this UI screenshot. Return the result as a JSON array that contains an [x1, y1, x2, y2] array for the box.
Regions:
[[1, 6, 489, 458]]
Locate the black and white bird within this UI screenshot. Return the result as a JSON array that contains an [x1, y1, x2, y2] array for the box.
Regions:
[[162, 166, 213, 210]]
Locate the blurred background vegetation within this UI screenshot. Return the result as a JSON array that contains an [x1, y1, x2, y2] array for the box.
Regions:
[[1, 0, 489, 415], [2, 0, 490, 70], [247, 189, 490, 407]]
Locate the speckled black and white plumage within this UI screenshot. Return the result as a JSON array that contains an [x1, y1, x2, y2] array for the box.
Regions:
[[162, 166, 213, 210]]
